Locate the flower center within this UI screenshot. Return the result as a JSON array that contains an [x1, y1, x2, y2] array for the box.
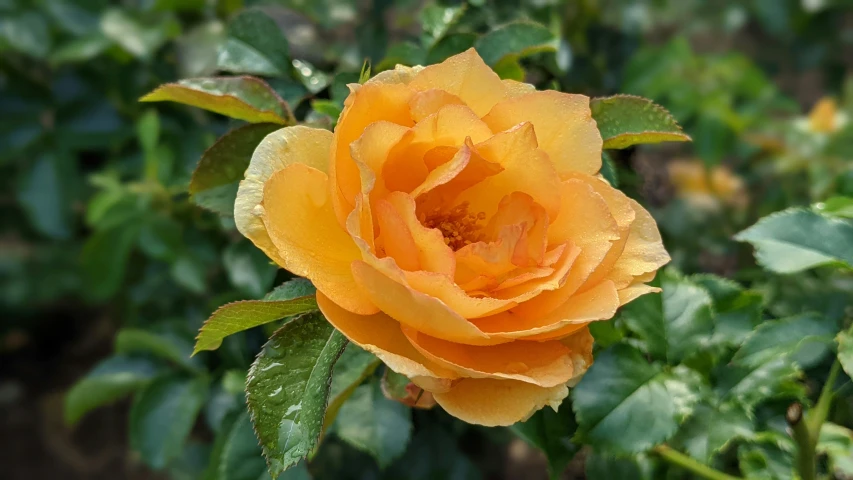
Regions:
[[419, 202, 486, 250]]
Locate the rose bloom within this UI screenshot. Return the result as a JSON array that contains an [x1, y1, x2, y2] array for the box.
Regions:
[[235, 49, 669, 426], [802, 97, 847, 134], [668, 159, 747, 210]]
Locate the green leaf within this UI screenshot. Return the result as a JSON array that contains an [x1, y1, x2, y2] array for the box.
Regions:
[[325, 344, 380, 428], [692, 274, 763, 347], [671, 402, 755, 462], [738, 434, 796, 480], [420, 4, 465, 45], [222, 241, 278, 298], [732, 313, 836, 368], [100, 8, 179, 60], [292, 59, 330, 95], [140, 77, 292, 125], [49, 32, 111, 65], [621, 272, 714, 364], [815, 197, 853, 219], [193, 283, 319, 354], [837, 325, 853, 379], [817, 423, 853, 477], [246, 312, 348, 477], [115, 328, 201, 372], [192, 183, 240, 217], [590, 95, 691, 149], [17, 154, 74, 240], [585, 452, 656, 480], [512, 398, 579, 479], [0, 11, 50, 58], [735, 208, 853, 273], [130, 375, 210, 470], [82, 224, 142, 301], [208, 410, 311, 480], [335, 379, 412, 468], [426, 33, 477, 65], [265, 278, 317, 301], [382, 422, 482, 480], [573, 345, 702, 453], [217, 9, 291, 77], [64, 356, 162, 426], [474, 21, 556, 67], [715, 357, 804, 409], [600, 152, 619, 187]]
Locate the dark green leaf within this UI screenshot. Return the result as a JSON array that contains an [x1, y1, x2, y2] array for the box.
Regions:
[[585, 452, 656, 480], [265, 278, 316, 301], [217, 9, 290, 77], [115, 328, 201, 372], [837, 326, 853, 380], [474, 21, 556, 66], [65, 356, 162, 425], [591, 95, 691, 149], [817, 423, 853, 477], [246, 312, 348, 477], [420, 4, 465, 45], [292, 59, 330, 95], [192, 183, 240, 217], [0, 11, 50, 58], [335, 380, 412, 468], [735, 208, 853, 273], [512, 398, 579, 479], [383, 422, 482, 480], [82, 224, 142, 301], [17, 154, 74, 240], [426, 33, 477, 65], [621, 272, 714, 363], [325, 344, 380, 428], [100, 8, 179, 60], [140, 77, 292, 124], [732, 313, 836, 369], [671, 402, 755, 462], [222, 241, 278, 298], [49, 32, 111, 65], [573, 345, 702, 453], [715, 358, 804, 409], [130, 375, 209, 470], [738, 434, 796, 480], [600, 152, 619, 187]]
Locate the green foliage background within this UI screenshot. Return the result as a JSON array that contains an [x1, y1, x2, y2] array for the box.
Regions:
[[2, 0, 853, 479]]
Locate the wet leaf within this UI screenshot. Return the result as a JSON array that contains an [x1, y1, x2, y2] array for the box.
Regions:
[[246, 312, 348, 477]]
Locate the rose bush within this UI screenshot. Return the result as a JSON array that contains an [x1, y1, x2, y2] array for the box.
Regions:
[[234, 49, 670, 426]]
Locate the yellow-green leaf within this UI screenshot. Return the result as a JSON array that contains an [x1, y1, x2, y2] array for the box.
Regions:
[[140, 77, 292, 124], [591, 95, 691, 149]]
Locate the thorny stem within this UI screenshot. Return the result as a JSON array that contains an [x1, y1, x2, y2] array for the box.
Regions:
[[653, 445, 743, 480]]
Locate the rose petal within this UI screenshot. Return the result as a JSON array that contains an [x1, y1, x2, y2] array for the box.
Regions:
[[408, 48, 508, 116], [350, 260, 501, 345], [409, 88, 465, 122], [384, 191, 456, 276], [483, 90, 602, 175], [471, 280, 619, 340], [235, 126, 333, 266], [262, 164, 376, 314], [433, 378, 569, 427], [316, 291, 456, 383], [375, 198, 421, 271], [402, 327, 576, 388], [454, 123, 561, 221], [331, 83, 415, 224]]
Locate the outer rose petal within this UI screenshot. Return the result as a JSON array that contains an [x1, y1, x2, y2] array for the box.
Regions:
[[402, 328, 576, 387], [316, 291, 456, 384], [235, 126, 333, 266], [589, 198, 670, 290], [618, 283, 661, 305], [433, 378, 569, 427], [483, 91, 602, 176], [261, 163, 376, 314], [367, 64, 424, 86], [408, 48, 508, 117]]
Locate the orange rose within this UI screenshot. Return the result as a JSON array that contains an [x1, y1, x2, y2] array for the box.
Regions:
[[234, 49, 669, 426]]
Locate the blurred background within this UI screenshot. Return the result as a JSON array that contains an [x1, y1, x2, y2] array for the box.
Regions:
[[2, 0, 853, 479]]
